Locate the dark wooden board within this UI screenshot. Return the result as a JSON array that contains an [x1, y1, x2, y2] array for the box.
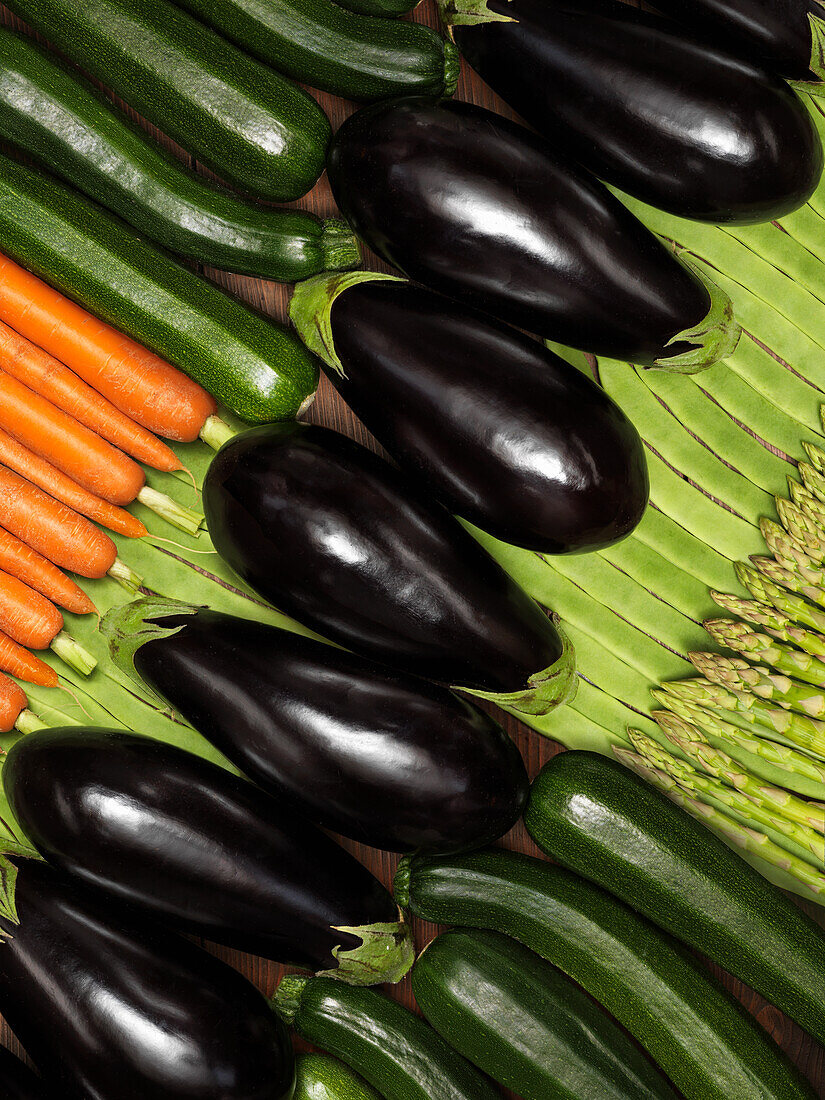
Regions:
[[0, 1, 823, 1093]]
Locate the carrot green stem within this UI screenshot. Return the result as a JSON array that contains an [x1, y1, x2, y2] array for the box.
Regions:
[[107, 557, 143, 593], [199, 415, 237, 452], [50, 630, 96, 676], [136, 486, 202, 536], [14, 707, 46, 735]]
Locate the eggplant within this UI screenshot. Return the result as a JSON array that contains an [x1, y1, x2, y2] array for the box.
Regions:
[[202, 422, 576, 715], [326, 97, 741, 371], [0, 1047, 50, 1099], [100, 599, 529, 852], [290, 272, 649, 553], [0, 858, 294, 1100], [4, 726, 414, 983], [446, 0, 822, 224], [648, 0, 825, 81]]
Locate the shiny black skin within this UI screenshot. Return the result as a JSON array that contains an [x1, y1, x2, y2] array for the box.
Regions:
[[326, 97, 712, 364], [0, 1047, 50, 1100], [651, 0, 821, 79], [203, 422, 562, 691], [0, 859, 294, 1100], [454, 0, 822, 224], [129, 609, 529, 851], [329, 279, 648, 553], [4, 727, 400, 967]]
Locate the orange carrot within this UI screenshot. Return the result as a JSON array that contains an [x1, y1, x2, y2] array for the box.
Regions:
[[0, 254, 217, 441], [0, 671, 26, 731], [0, 370, 145, 505], [0, 430, 147, 540], [0, 318, 182, 472], [0, 630, 59, 687], [0, 525, 96, 616], [0, 465, 118, 578], [0, 568, 97, 677], [0, 567, 64, 649]]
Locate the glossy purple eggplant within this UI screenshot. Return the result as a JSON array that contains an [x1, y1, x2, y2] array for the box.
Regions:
[[649, 0, 825, 80], [326, 97, 741, 371], [101, 599, 528, 852], [0, 1047, 50, 1100], [4, 727, 413, 983], [202, 422, 576, 715], [290, 273, 648, 553], [446, 0, 822, 224], [0, 858, 294, 1100]]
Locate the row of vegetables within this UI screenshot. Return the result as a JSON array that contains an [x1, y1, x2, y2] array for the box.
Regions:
[[0, 0, 822, 1094]]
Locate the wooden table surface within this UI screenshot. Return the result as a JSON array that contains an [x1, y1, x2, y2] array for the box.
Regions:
[[0, 1, 824, 1094]]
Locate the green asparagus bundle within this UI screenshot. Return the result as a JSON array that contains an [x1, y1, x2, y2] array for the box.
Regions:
[[704, 618, 825, 687]]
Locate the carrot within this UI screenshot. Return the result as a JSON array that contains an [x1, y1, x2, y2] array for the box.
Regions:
[[0, 525, 96, 616], [0, 429, 147, 540], [0, 464, 119, 577], [0, 630, 59, 688], [0, 568, 96, 676], [0, 318, 181, 472], [0, 566, 65, 649], [0, 254, 217, 441], [0, 369, 145, 505], [0, 671, 44, 734]]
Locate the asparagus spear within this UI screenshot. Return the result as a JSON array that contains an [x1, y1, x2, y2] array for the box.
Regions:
[[628, 729, 825, 860], [710, 591, 825, 659], [759, 517, 825, 585], [751, 555, 825, 608], [690, 650, 825, 720], [614, 743, 825, 896], [649, 714, 825, 835], [705, 618, 825, 687], [800, 461, 825, 506], [659, 678, 825, 756], [734, 563, 825, 633], [780, 491, 825, 554], [653, 694, 825, 797], [803, 438, 825, 474]]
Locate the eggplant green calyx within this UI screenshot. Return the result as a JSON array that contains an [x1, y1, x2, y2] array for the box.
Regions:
[[436, 0, 515, 28], [652, 262, 741, 373], [0, 843, 43, 939], [790, 11, 825, 95], [459, 621, 578, 716], [272, 974, 309, 1025], [320, 916, 415, 985], [289, 270, 404, 376], [101, 596, 201, 708]]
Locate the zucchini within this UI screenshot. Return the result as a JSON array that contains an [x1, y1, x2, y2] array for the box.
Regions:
[[412, 928, 678, 1100], [294, 1053, 381, 1100], [525, 752, 825, 1051], [397, 848, 816, 1100], [175, 0, 459, 101], [0, 153, 318, 423], [273, 975, 499, 1100], [333, 0, 420, 19], [5, 0, 330, 202], [0, 30, 359, 281]]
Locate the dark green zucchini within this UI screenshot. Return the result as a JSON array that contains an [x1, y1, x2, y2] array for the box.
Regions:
[[294, 1053, 381, 1100], [412, 928, 678, 1100], [272, 975, 499, 1100], [4, 0, 330, 201], [175, 0, 458, 101], [0, 153, 318, 423], [525, 752, 825, 1051], [0, 30, 358, 281], [397, 848, 817, 1100], [333, 0, 420, 19]]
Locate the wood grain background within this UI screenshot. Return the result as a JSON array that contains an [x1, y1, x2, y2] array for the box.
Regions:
[[0, 0, 824, 1094]]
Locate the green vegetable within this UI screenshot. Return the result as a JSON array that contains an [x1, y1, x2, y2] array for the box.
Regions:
[[4, 0, 330, 201], [711, 590, 825, 659], [333, 0, 420, 19], [411, 928, 677, 1100], [525, 751, 825, 1049], [396, 848, 815, 1100], [174, 0, 458, 101], [0, 152, 318, 423], [272, 975, 499, 1100], [705, 617, 825, 687], [0, 30, 358, 281], [293, 1053, 380, 1100], [690, 650, 825, 725]]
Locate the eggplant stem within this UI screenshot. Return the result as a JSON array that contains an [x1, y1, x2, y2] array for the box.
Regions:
[[289, 271, 404, 376], [437, 0, 515, 26], [652, 262, 741, 374], [320, 916, 415, 986]]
